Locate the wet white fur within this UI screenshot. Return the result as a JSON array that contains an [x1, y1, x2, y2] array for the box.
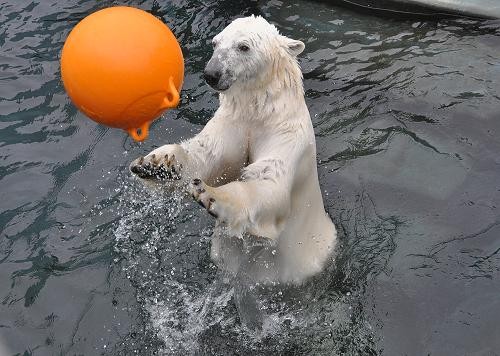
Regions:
[[137, 16, 336, 284]]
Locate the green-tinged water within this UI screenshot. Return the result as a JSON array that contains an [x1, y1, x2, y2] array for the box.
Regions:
[[1, 0, 499, 355]]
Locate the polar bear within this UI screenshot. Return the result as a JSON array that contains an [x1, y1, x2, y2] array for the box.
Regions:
[[130, 15, 336, 284]]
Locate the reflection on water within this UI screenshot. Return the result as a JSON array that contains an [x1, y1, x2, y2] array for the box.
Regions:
[[1, 0, 499, 354]]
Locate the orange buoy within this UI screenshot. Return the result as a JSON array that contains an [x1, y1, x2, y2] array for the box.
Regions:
[[61, 6, 184, 141]]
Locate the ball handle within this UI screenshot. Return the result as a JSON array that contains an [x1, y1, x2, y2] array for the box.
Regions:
[[127, 121, 150, 142], [160, 76, 180, 109], [126, 77, 180, 142]]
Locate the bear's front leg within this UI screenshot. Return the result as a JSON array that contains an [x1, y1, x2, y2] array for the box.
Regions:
[[129, 144, 188, 181], [190, 177, 290, 239]]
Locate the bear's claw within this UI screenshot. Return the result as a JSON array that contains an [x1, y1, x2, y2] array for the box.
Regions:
[[130, 154, 181, 180], [191, 179, 219, 218]]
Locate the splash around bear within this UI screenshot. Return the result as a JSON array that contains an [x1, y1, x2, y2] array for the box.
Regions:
[[130, 15, 337, 284]]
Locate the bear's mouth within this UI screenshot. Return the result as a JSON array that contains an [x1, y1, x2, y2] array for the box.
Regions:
[[205, 75, 233, 92], [211, 82, 231, 92]]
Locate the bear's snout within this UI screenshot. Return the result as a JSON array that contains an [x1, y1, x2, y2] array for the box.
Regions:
[[203, 68, 222, 88]]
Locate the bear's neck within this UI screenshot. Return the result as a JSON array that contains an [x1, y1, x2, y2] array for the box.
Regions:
[[219, 53, 305, 121]]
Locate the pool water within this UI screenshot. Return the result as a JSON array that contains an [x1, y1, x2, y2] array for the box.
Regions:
[[1, 0, 500, 355]]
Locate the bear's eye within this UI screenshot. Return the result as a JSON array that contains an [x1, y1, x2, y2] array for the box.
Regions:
[[238, 44, 250, 52], [212, 40, 219, 48]]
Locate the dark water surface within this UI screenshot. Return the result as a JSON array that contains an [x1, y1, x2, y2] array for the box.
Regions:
[[1, 0, 500, 355]]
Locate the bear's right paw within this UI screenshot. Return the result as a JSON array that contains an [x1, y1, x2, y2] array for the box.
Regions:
[[129, 153, 182, 181]]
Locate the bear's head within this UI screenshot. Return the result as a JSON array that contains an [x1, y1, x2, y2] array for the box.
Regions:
[[204, 15, 305, 92]]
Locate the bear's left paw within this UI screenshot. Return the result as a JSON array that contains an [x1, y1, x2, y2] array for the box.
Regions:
[[191, 179, 219, 218], [190, 179, 247, 236], [190, 179, 248, 236]]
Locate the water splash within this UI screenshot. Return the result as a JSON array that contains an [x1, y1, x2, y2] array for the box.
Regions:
[[110, 171, 400, 355]]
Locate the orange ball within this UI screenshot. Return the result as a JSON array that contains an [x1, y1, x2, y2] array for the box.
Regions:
[[61, 6, 184, 141]]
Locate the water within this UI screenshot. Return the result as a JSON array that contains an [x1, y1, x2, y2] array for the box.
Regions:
[[1, 0, 500, 355]]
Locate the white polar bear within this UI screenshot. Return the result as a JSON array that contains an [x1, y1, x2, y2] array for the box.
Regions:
[[130, 15, 336, 284]]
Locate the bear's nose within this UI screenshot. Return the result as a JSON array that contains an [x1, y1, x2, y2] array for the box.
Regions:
[[203, 69, 221, 87]]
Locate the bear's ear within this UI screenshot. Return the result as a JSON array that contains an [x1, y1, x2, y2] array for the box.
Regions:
[[280, 36, 305, 57]]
